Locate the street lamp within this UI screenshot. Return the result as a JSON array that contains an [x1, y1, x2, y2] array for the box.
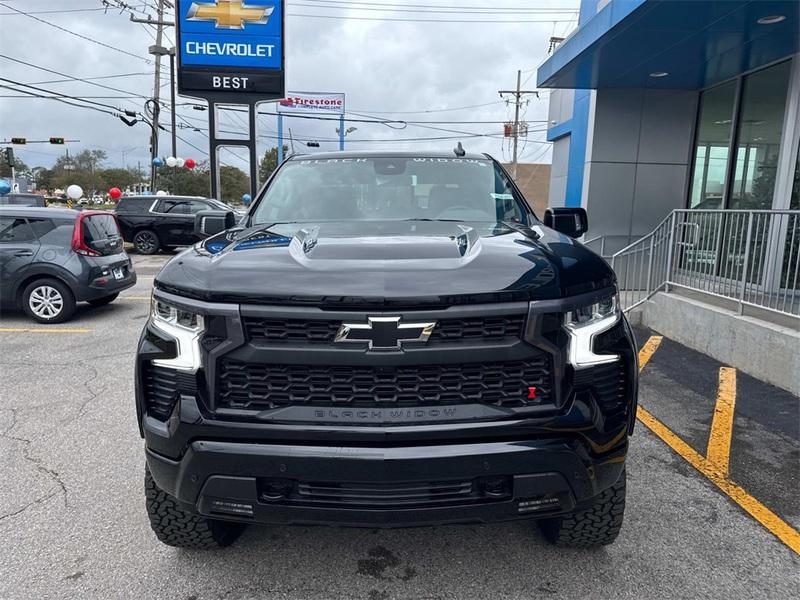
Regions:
[[335, 126, 357, 151]]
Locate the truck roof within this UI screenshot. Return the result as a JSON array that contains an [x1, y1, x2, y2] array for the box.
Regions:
[[287, 150, 492, 161]]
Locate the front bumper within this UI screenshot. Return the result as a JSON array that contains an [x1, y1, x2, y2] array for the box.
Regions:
[[145, 431, 626, 527], [138, 288, 636, 527]]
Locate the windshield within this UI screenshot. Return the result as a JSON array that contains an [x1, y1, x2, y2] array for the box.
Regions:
[[251, 157, 530, 224]]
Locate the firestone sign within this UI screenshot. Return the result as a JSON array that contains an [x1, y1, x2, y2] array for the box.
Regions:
[[176, 0, 285, 99], [277, 92, 346, 115]]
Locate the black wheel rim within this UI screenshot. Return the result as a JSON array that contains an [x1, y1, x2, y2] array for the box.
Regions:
[[136, 232, 156, 252]]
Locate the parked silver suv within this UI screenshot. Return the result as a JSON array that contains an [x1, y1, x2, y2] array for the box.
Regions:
[[0, 207, 137, 323]]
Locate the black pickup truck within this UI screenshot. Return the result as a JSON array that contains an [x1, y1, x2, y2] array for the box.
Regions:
[[136, 151, 637, 549], [116, 195, 237, 254]]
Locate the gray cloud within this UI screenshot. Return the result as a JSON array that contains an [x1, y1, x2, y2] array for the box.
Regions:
[[0, 0, 578, 174]]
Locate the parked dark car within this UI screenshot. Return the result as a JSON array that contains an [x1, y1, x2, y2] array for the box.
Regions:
[[116, 195, 238, 254], [0, 193, 47, 207], [0, 207, 136, 323], [136, 151, 636, 550]]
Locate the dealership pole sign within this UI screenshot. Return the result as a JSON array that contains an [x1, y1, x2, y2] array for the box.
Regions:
[[176, 0, 285, 100], [175, 0, 285, 200]]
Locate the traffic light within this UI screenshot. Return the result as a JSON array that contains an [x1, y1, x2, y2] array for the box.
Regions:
[[49, 137, 65, 145], [10, 137, 26, 145], [3, 147, 15, 167]]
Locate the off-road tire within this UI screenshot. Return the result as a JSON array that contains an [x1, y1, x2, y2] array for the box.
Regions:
[[144, 467, 245, 549], [87, 293, 119, 307], [133, 229, 160, 254], [539, 469, 626, 548]]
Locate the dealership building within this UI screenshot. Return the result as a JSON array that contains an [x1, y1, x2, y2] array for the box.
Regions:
[[537, 0, 799, 254]]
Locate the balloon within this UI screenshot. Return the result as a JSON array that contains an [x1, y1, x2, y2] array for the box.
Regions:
[[242, 193, 252, 206], [156, 190, 168, 196], [108, 187, 122, 200], [152, 157, 163, 167], [0, 180, 10, 196], [175, 158, 185, 168], [165, 156, 177, 168], [184, 158, 196, 169], [66, 184, 83, 200]]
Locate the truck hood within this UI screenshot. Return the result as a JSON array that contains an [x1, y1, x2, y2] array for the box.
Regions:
[[155, 220, 615, 306]]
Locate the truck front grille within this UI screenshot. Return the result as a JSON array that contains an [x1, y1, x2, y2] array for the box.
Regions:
[[217, 357, 552, 410], [243, 314, 525, 345]]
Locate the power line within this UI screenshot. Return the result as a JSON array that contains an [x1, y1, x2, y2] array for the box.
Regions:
[[287, 12, 578, 23], [296, 0, 578, 12], [0, 6, 130, 16], [347, 101, 506, 115], [0, 95, 147, 99], [26, 72, 154, 86], [0, 55, 150, 102], [0, 78, 128, 113], [0, 2, 152, 64], [0, 84, 122, 118], [291, 1, 579, 15]]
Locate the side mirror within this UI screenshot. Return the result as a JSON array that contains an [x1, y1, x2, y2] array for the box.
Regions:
[[194, 210, 236, 238], [543, 207, 588, 238]]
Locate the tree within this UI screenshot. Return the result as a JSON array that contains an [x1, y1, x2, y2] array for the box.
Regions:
[[52, 149, 108, 193], [0, 157, 28, 178], [156, 161, 211, 197], [32, 167, 55, 193], [99, 168, 141, 192], [52, 149, 106, 172], [258, 145, 288, 183], [219, 165, 250, 204]]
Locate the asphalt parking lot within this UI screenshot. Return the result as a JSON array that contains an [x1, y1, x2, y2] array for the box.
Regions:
[[1, 253, 798, 600]]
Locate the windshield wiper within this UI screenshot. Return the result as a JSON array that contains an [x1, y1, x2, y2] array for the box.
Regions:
[[402, 218, 465, 222]]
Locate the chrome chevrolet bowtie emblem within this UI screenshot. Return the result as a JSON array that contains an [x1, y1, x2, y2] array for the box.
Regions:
[[187, 0, 274, 29], [335, 317, 436, 350]]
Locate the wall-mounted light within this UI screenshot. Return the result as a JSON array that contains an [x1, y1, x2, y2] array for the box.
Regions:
[[649, 71, 669, 78]]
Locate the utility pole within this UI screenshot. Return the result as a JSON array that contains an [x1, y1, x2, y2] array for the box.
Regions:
[[169, 48, 177, 159], [499, 70, 538, 180], [148, 0, 166, 191], [130, 1, 176, 190]]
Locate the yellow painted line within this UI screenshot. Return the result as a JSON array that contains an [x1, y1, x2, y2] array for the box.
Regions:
[[0, 327, 91, 334], [637, 335, 663, 369], [637, 336, 800, 555], [707, 367, 737, 475], [119, 296, 152, 301], [637, 405, 800, 554]]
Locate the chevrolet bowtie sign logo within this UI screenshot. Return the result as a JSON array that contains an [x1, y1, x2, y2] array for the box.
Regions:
[[187, 0, 274, 29]]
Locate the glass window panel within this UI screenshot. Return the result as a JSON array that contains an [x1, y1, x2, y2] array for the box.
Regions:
[[689, 82, 736, 209], [729, 61, 792, 209]]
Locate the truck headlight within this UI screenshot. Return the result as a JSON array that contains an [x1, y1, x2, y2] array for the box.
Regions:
[[564, 294, 620, 368], [150, 298, 204, 372]]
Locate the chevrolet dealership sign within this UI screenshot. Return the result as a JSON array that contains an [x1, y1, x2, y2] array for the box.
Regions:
[[177, 0, 285, 99]]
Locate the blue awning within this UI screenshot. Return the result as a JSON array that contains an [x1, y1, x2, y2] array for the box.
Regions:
[[538, 0, 800, 90]]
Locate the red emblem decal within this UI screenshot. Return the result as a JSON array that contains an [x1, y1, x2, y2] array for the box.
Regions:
[[527, 387, 537, 400]]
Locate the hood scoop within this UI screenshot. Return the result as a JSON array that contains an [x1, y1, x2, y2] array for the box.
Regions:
[[291, 223, 479, 262]]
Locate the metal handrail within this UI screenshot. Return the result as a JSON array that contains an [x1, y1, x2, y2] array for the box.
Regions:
[[610, 209, 800, 319]]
